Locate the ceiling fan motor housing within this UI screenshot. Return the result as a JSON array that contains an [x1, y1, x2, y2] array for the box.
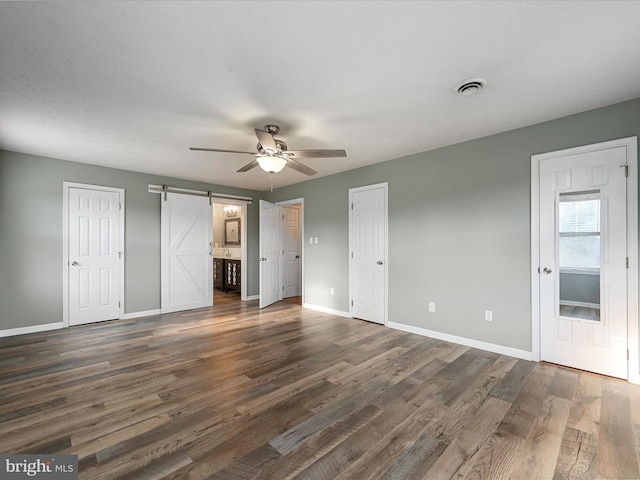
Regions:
[[257, 139, 287, 154], [264, 124, 280, 135]]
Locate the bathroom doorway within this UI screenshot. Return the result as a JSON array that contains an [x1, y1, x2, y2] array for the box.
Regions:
[[213, 202, 247, 305]]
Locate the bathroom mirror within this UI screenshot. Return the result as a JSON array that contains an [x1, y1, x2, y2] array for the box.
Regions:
[[224, 218, 241, 246]]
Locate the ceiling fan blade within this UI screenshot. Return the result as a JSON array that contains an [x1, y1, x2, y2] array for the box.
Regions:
[[190, 147, 255, 155], [237, 159, 259, 172], [255, 129, 278, 153], [285, 149, 347, 158], [285, 158, 317, 176]]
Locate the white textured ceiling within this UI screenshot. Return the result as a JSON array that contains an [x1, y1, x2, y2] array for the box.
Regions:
[[1, 1, 640, 191]]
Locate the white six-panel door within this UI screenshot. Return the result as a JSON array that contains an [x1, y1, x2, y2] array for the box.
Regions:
[[260, 200, 281, 308], [161, 193, 213, 313], [350, 184, 387, 324], [538, 145, 628, 378], [68, 187, 122, 326], [282, 205, 302, 298]]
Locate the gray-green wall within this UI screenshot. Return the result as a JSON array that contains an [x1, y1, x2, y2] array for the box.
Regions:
[[560, 272, 600, 305], [0, 151, 259, 330], [266, 97, 640, 352], [2, 98, 639, 353]]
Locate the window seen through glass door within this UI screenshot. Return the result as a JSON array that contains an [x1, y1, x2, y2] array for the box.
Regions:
[[558, 191, 601, 321]]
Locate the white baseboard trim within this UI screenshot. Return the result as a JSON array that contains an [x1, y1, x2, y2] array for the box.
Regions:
[[123, 309, 161, 320], [244, 295, 260, 301], [303, 303, 352, 318], [0, 322, 64, 338], [387, 321, 534, 361]]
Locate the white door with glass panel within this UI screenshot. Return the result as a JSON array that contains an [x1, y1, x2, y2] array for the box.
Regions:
[[538, 145, 628, 378], [68, 187, 122, 326], [350, 184, 387, 325], [161, 193, 213, 313]]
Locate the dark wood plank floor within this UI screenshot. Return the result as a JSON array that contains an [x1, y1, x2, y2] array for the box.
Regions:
[[1, 298, 640, 479]]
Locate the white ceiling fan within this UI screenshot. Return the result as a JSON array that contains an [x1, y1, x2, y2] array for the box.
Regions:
[[190, 124, 347, 176]]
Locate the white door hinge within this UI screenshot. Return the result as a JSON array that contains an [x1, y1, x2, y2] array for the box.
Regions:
[[621, 164, 629, 177]]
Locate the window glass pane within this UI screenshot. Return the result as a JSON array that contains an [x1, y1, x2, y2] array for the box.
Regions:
[[559, 235, 600, 269], [559, 199, 600, 233], [557, 191, 601, 321]]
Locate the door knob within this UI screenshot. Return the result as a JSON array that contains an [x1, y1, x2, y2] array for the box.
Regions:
[[377, 260, 384, 265], [71, 261, 79, 266], [543, 267, 552, 274]]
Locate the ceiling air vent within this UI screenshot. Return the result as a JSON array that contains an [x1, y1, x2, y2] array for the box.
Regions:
[[454, 78, 487, 97]]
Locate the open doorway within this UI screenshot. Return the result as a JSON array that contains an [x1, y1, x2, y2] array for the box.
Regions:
[[259, 198, 304, 309], [212, 202, 247, 305]]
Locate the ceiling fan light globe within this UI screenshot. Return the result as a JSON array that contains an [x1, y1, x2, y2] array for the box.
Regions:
[[257, 155, 287, 173]]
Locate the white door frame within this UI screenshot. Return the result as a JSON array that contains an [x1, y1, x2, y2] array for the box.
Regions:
[[62, 181, 125, 327], [277, 198, 304, 304], [531, 137, 638, 383], [349, 182, 389, 325]]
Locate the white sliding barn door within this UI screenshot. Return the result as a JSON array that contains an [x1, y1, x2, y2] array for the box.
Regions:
[[350, 183, 388, 324], [260, 200, 281, 308], [68, 186, 122, 326], [161, 193, 213, 313]]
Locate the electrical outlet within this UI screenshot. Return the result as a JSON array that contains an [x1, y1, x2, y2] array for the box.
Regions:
[[309, 237, 313, 244], [330, 287, 334, 296], [428, 302, 436, 313], [485, 310, 493, 322]]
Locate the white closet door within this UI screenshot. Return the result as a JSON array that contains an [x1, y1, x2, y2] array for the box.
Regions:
[[260, 200, 281, 308], [68, 187, 122, 325], [282, 205, 301, 298], [350, 184, 387, 325]]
